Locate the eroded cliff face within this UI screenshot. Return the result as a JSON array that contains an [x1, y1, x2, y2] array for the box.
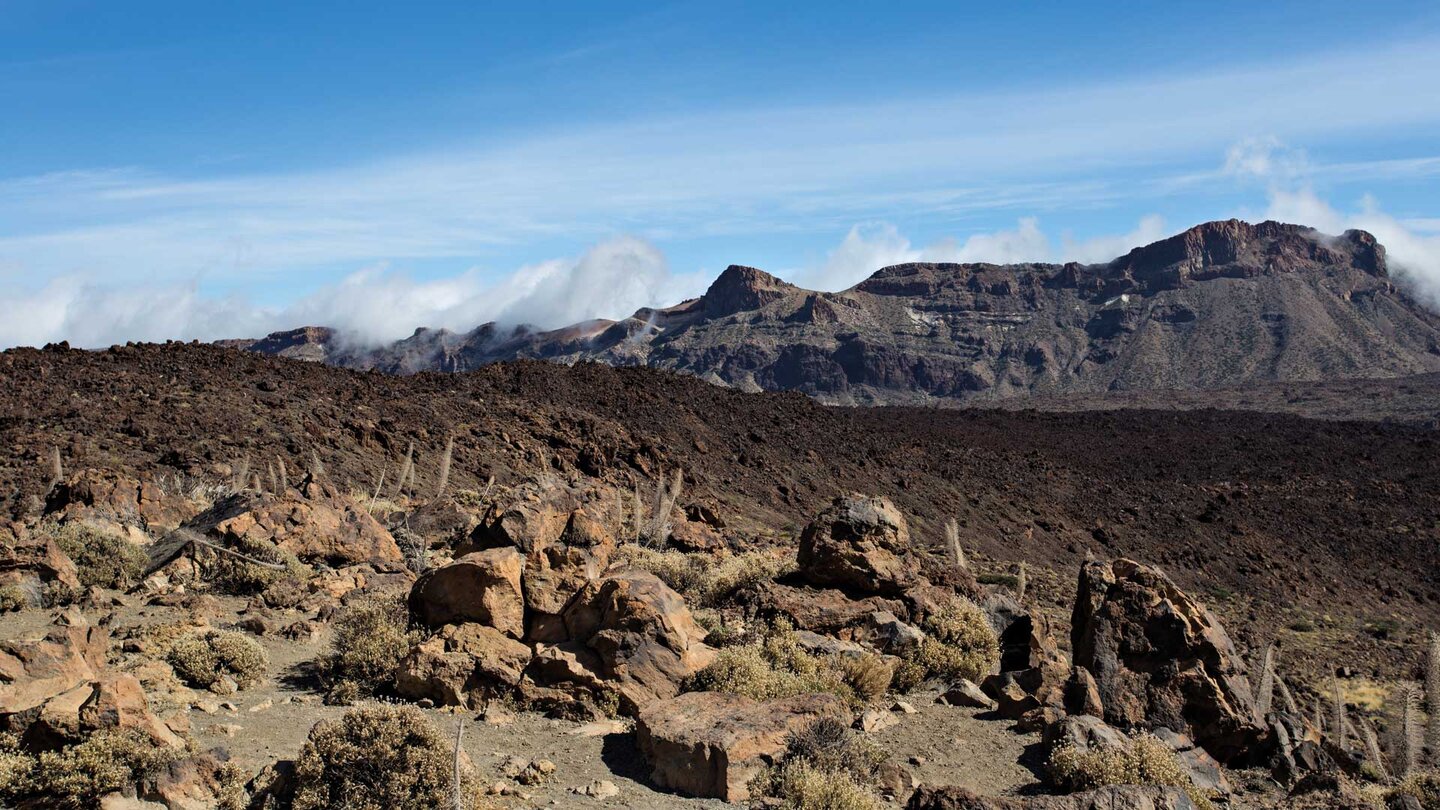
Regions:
[[237, 220, 1440, 404]]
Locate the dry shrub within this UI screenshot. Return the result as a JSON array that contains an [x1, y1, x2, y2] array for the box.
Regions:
[[1047, 735, 1213, 810], [319, 594, 420, 699], [43, 520, 149, 591], [201, 531, 306, 595], [1392, 773, 1440, 809], [0, 585, 26, 612], [755, 760, 883, 810], [167, 629, 268, 689], [0, 728, 182, 810], [687, 620, 876, 707], [748, 717, 886, 810], [259, 574, 310, 609], [614, 546, 792, 606], [291, 705, 481, 810], [892, 598, 998, 691], [840, 654, 893, 702]]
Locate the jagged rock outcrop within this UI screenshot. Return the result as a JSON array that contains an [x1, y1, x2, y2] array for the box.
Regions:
[[236, 220, 1440, 406], [636, 691, 848, 801], [1071, 558, 1265, 764]]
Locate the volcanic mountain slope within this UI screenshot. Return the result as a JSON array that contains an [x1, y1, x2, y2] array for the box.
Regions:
[[2, 342, 1437, 681], [235, 219, 1440, 405]]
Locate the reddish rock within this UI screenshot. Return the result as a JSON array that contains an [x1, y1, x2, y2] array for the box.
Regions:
[[636, 691, 847, 801], [407, 547, 525, 638], [0, 621, 108, 722], [395, 623, 532, 706], [185, 484, 401, 567]]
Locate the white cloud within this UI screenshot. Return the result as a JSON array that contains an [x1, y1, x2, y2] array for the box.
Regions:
[[3, 38, 1440, 285], [799, 216, 1162, 291], [1265, 189, 1440, 308], [0, 236, 709, 349]]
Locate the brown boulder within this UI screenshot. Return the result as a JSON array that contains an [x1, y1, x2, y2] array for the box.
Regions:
[[1071, 558, 1264, 764], [407, 548, 525, 637], [797, 495, 922, 595], [636, 691, 848, 801], [0, 621, 108, 723], [519, 508, 616, 642], [184, 483, 401, 567], [755, 582, 907, 637], [394, 623, 532, 706], [548, 570, 717, 714], [0, 521, 80, 594]]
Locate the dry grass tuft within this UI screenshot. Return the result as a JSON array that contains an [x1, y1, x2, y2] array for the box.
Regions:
[[748, 717, 886, 810], [291, 705, 482, 810], [0, 585, 26, 612], [891, 598, 998, 691], [687, 620, 884, 707], [0, 728, 183, 810]]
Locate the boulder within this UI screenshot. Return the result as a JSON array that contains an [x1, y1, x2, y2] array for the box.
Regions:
[[407, 548, 525, 637], [183, 483, 401, 566], [938, 680, 995, 710], [906, 785, 1202, 809], [636, 691, 848, 801], [0, 522, 80, 594], [860, 610, 925, 654], [517, 509, 616, 642], [0, 621, 108, 724], [394, 624, 532, 706], [551, 570, 717, 714], [797, 494, 922, 595], [1064, 667, 1104, 718], [1071, 559, 1265, 764], [754, 582, 907, 636]]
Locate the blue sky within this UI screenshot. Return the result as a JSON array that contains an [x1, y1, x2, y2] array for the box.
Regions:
[[3, 0, 1440, 347]]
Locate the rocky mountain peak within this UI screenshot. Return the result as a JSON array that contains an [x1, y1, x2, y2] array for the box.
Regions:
[[701, 264, 798, 318], [1108, 219, 1387, 292]]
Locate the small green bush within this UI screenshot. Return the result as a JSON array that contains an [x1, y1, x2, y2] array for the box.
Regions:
[[291, 705, 480, 810], [0, 585, 27, 612], [44, 520, 149, 591], [1047, 735, 1213, 810], [319, 594, 420, 698], [202, 531, 306, 595], [167, 629, 268, 689]]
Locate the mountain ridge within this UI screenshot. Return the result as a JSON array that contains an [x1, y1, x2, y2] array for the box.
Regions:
[[229, 219, 1440, 404]]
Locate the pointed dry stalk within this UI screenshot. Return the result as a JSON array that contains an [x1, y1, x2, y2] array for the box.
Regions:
[[48, 446, 63, 489], [1313, 698, 1326, 736], [369, 470, 387, 514], [1015, 563, 1028, 602], [232, 457, 250, 492], [276, 456, 288, 493], [435, 435, 455, 499], [1333, 674, 1348, 748], [266, 462, 278, 495], [1359, 715, 1388, 779], [1427, 631, 1440, 760], [452, 716, 465, 810], [1253, 644, 1275, 723], [310, 450, 325, 479], [1275, 669, 1299, 716], [643, 468, 683, 546], [393, 442, 414, 499], [1397, 681, 1424, 777], [945, 518, 967, 571]]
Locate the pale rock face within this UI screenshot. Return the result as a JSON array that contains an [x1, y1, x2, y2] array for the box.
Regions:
[[797, 493, 923, 596], [636, 691, 848, 801], [407, 547, 525, 637]]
